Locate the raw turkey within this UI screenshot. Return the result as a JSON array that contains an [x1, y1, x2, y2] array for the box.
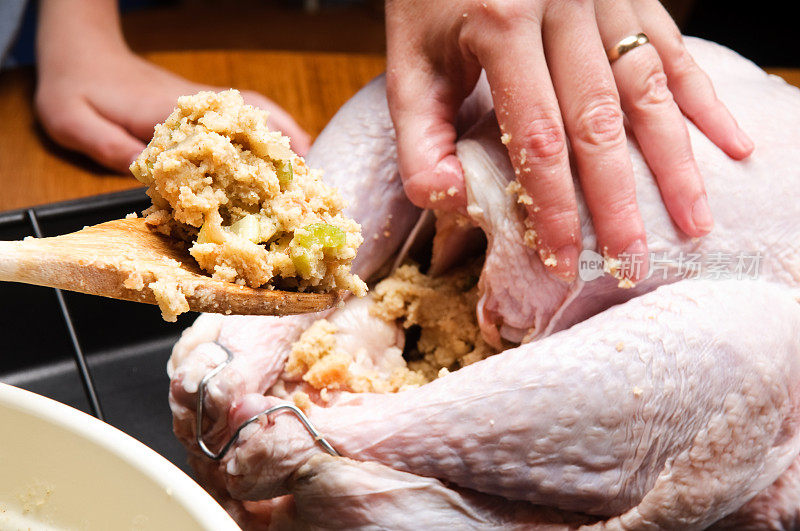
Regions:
[[169, 38, 800, 529]]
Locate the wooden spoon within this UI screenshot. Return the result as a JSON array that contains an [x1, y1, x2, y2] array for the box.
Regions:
[[0, 218, 338, 318]]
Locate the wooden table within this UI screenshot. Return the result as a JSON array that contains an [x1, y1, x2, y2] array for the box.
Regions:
[[0, 50, 386, 212], [0, 51, 796, 213]]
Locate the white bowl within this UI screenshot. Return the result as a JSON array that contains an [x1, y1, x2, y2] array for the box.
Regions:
[[0, 383, 240, 530]]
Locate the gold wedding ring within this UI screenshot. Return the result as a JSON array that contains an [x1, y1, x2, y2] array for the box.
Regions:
[[607, 32, 650, 63]]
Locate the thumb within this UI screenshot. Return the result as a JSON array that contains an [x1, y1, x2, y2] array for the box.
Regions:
[[39, 99, 145, 174], [386, 66, 468, 213]]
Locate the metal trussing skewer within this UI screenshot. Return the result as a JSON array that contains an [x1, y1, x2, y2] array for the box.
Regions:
[[196, 341, 339, 461], [28, 209, 104, 420]]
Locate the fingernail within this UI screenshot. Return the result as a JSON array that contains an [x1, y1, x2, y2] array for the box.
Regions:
[[623, 238, 647, 259], [621, 238, 649, 281], [691, 195, 714, 234], [736, 129, 754, 155], [543, 244, 579, 282]]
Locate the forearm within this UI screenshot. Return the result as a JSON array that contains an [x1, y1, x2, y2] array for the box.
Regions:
[[37, 0, 127, 73]]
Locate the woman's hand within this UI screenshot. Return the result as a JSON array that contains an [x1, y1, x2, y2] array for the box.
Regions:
[[386, 0, 753, 281], [35, 0, 310, 174]]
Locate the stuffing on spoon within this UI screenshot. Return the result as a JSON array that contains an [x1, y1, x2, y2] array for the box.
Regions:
[[129, 90, 366, 319]]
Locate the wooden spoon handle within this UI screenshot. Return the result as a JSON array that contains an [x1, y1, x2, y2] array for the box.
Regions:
[[0, 224, 338, 316], [0, 237, 162, 304], [0, 239, 53, 285]]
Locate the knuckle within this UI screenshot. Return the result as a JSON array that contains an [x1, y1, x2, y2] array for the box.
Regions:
[[517, 115, 567, 162], [667, 43, 698, 80], [466, 0, 541, 36], [600, 191, 640, 222], [663, 26, 690, 61], [573, 99, 625, 147], [475, 0, 527, 27], [664, 25, 685, 51], [558, 0, 593, 12], [630, 66, 673, 113], [40, 108, 77, 143], [535, 205, 579, 235], [35, 96, 87, 149]]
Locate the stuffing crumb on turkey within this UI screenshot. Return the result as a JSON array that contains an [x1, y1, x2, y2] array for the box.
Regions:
[[603, 251, 637, 289], [286, 318, 426, 393], [523, 229, 538, 249], [130, 89, 366, 297], [285, 261, 497, 393], [505, 179, 534, 206]]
